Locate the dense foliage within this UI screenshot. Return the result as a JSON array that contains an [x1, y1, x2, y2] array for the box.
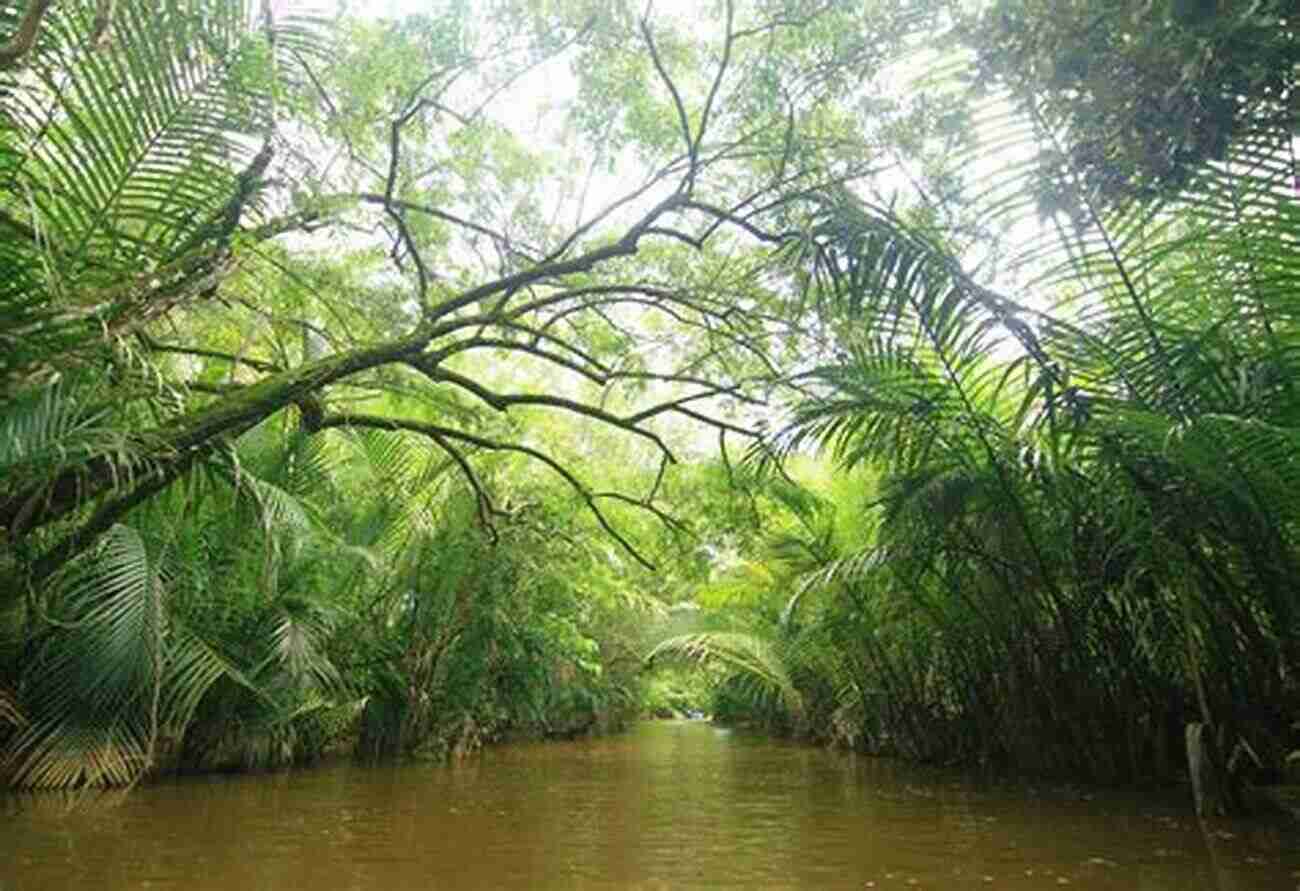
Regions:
[[2, 0, 1299, 817], [0, 0, 909, 786], [966, 0, 1298, 213], [646, 1, 1300, 817]]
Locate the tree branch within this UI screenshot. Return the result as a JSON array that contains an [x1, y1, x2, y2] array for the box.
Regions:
[[404, 360, 680, 463], [639, 14, 697, 193], [314, 413, 658, 570], [696, 0, 735, 153], [139, 336, 283, 374], [357, 193, 534, 259], [422, 428, 504, 543], [0, 0, 54, 69]]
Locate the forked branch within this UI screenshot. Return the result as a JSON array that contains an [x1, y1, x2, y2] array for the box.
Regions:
[[315, 412, 660, 570]]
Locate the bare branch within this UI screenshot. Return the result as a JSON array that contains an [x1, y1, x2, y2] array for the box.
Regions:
[[423, 428, 503, 543], [681, 199, 791, 245], [403, 360, 680, 463], [624, 387, 746, 426], [639, 14, 696, 192], [591, 488, 690, 537], [696, 0, 735, 151], [640, 225, 704, 249], [430, 337, 612, 385], [422, 191, 686, 325], [648, 453, 669, 502], [357, 193, 534, 258], [538, 154, 691, 267], [380, 116, 432, 307], [433, 332, 770, 409], [669, 404, 759, 439]]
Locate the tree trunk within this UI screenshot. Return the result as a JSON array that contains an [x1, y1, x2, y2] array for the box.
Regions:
[[1187, 721, 1246, 816]]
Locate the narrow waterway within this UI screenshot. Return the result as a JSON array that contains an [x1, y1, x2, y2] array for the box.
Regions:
[[2, 721, 1296, 890]]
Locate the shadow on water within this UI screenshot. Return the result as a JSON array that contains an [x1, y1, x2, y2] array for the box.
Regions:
[[2, 721, 1297, 890]]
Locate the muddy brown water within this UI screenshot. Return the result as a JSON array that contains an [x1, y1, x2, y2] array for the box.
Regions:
[[2, 720, 1297, 890]]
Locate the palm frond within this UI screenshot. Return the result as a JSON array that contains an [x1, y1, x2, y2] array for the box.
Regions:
[[0, 684, 24, 729], [648, 631, 803, 717], [1, 1, 328, 383], [4, 524, 241, 788], [0, 378, 122, 490], [265, 597, 343, 696], [5, 524, 160, 787]]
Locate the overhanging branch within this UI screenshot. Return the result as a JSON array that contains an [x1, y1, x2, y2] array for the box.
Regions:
[[314, 413, 659, 570]]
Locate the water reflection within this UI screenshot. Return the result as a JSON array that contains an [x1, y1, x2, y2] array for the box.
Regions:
[[2, 721, 1296, 890]]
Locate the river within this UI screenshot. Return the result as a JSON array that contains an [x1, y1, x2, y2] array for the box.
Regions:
[[2, 721, 1296, 889]]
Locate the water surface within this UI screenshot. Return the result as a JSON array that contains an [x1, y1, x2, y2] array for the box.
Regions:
[[2, 721, 1297, 889]]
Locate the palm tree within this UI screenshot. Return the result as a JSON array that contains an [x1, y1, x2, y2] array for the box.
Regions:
[[0, 0, 308, 378], [0, 0, 330, 596], [647, 476, 863, 742], [0, 0, 346, 788], [762, 45, 1300, 809]]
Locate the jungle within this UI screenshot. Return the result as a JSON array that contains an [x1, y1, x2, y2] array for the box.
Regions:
[[2, 0, 1299, 824]]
